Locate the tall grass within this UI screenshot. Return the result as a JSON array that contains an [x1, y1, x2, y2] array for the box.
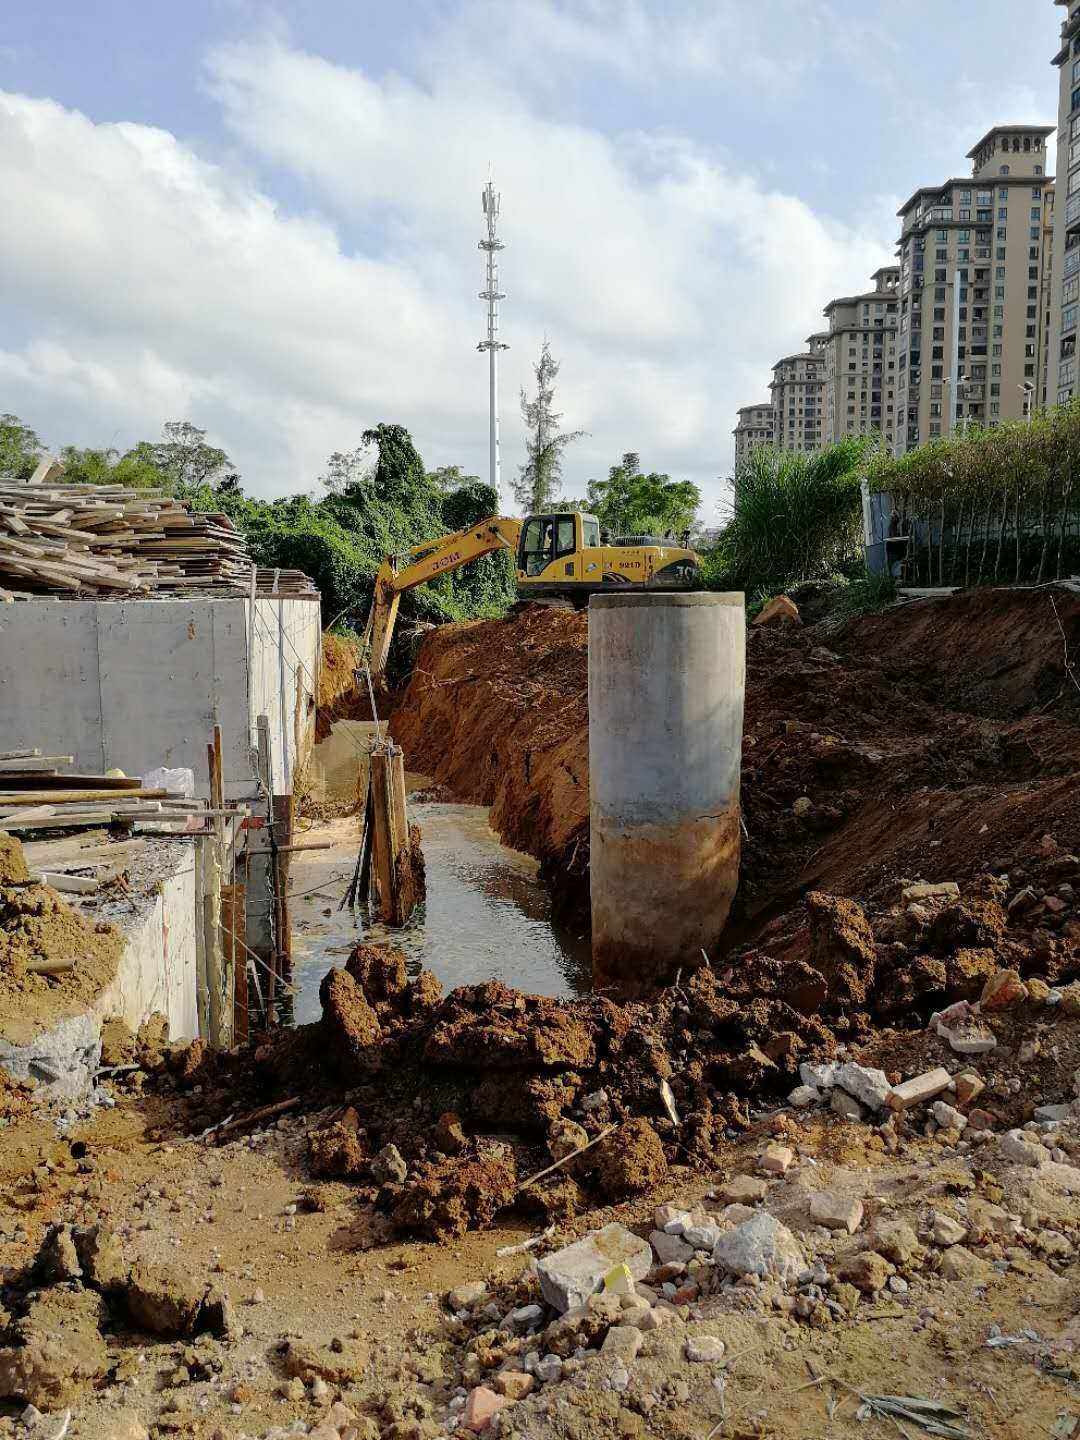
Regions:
[[704, 437, 874, 594]]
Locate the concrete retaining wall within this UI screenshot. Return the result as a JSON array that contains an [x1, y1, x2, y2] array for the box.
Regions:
[[0, 596, 320, 798]]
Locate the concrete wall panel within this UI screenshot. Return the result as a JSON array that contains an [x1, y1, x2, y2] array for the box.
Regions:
[[0, 596, 319, 798]]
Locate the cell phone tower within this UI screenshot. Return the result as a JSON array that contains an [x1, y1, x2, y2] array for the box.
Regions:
[[478, 179, 509, 503]]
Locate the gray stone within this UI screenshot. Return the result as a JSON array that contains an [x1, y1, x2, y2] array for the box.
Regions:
[[931, 1101, 967, 1132], [535, 1355, 563, 1384], [712, 1213, 805, 1285], [370, 1144, 408, 1185], [788, 1085, 820, 1108], [999, 1130, 1045, 1167], [537, 1224, 653, 1315], [830, 1088, 866, 1122], [1034, 1103, 1073, 1124], [649, 1230, 693, 1266], [931, 1213, 967, 1247], [835, 1063, 891, 1112], [601, 1326, 643, 1361], [510, 1304, 544, 1332], [685, 1335, 726, 1363]]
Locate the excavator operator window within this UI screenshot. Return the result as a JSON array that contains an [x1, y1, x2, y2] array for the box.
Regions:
[[521, 517, 554, 576], [582, 518, 600, 548], [554, 517, 576, 558]]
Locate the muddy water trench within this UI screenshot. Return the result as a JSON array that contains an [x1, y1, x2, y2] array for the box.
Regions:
[[289, 721, 590, 1019]]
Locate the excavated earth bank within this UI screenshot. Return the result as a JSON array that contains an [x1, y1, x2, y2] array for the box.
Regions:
[[389, 589, 1080, 937]]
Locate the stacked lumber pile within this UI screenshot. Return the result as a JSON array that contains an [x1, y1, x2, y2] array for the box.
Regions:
[[254, 567, 319, 599], [0, 482, 256, 599], [0, 748, 231, 833]]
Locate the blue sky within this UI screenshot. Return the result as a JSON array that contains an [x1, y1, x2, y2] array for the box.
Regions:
[[0, 1, 1064, 512]]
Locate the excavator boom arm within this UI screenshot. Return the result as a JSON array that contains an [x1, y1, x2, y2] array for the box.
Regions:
[[364, 515, 522, 677]]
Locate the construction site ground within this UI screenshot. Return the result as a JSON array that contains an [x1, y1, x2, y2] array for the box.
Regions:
[[2, 587, 1080, 1440]]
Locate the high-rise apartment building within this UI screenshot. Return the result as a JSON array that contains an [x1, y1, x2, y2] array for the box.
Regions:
[[770, 333, 828, 454], [822, 267, 900, 447], [893, 125, 1054, 456], [732, 404, 775, 461], [1051, 0, 1080, 406]]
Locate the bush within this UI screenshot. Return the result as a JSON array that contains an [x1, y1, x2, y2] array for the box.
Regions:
[[705, 438, 875, 595]]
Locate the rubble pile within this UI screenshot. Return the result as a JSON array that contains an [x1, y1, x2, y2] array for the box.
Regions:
[[262, 854, 1080, 1242]]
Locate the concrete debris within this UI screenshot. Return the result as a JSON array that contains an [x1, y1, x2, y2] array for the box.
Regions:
[[808, 1190, 864, 1234], [931, 1100, 968, 1132], [834, 1062, 891, 1111], [536, 1224, 653, 1314], [999, 1129, 1047, 1167], [712, 1213, 805, 1284], [888, 1067, 953, 1111]]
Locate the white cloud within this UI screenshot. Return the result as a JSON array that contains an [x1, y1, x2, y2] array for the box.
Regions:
[[0, 21, 896, 511]]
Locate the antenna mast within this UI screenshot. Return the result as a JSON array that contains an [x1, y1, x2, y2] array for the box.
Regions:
[[478, 180, 509, 503]]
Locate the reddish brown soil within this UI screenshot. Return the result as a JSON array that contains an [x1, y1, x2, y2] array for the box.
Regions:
[[390, 589, 1080, 940]]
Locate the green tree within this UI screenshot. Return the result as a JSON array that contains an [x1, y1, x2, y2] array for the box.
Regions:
[[320, 448, 370, 494], [586, 453, 700, 537], [58, 444, 165, 490], [427, 465, 480, 493], [133, 420, 238, 495], [514, 341, 585, 513], [0, 414, 43, 478]]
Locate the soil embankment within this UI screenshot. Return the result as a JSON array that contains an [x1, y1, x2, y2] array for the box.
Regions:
[[390, 606, 590, 913], [390, 589, 1080, 940]]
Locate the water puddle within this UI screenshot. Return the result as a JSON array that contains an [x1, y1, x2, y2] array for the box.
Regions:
[[289, 724, 591, 1020]]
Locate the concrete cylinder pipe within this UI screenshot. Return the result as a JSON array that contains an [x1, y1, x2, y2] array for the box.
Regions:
[[588, 591, 745, 993]]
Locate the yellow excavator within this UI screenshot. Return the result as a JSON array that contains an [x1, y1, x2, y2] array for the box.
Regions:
[[363, 509, 700, 677]]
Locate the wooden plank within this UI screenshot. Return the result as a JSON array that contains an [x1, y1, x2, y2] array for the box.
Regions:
[[0, 788, 173, 806], [222, 881, 247, 1045], [0, 773, 144, 792], [0, 756, 74, 771]]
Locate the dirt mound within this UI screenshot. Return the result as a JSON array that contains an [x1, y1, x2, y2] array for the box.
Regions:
[[836, 586, 1080, 719], [0, 876, 123, 1037], [0, 832, 29, 885], [253, 844, 1079, 1241]]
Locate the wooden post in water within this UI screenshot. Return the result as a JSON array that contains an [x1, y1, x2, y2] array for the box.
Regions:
[[369, 742, 418, 927]]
